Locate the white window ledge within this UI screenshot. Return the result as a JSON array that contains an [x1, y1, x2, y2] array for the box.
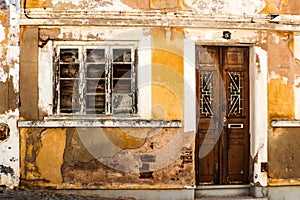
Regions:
[[271, 120, 300, 128], [17, 119, 182, 128]]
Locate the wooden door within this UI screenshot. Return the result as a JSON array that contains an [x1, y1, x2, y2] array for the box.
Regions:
[[195, 46, 249, 185]]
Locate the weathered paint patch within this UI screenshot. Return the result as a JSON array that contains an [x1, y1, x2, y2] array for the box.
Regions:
[[35, 129, 66, 183], [152, 28, 184, 121], [260, 0, 300, 14], [102, 128, 148, 149], [0, 109, 19, 188], [121, 0, 150, 9], [268, 77, 295, 120], [150, 0, 177, 9], [38, 40, 53, 115], [0, 67, 8, 82], [184, 0, 265, 15], [294, 33, 300, 61], [0, 165, 14, 175], [0, 0, 8, 9], [50, 0, 133, 11], [185, 29, 259, 44], [267, 31, 300, 85], [294, 77, 300, 120], [260, 0, 284, 14], [25, 0, 52, 9], [0, 23, 5, 42], [269, 128, 300, 180], [0, 122, 9, 141]]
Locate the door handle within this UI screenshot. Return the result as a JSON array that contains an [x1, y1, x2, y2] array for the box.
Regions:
[[228, 123, 244, 129]]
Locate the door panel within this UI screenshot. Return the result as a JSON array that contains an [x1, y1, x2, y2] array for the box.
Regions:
[[196, 46, 249, 185]]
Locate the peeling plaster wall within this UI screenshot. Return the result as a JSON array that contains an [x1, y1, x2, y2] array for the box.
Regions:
[[0, 1, 19, 188], [15, 0, 300, 195], [266, 30, 300, 185]]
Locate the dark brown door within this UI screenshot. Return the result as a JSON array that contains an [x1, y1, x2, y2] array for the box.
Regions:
[[195, 46, 249, 185]]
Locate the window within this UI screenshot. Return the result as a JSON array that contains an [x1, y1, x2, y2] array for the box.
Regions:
[[54, 43, 137, 116]]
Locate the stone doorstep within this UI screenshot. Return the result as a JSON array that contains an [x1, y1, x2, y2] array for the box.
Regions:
[[195, 197, 268, 200], [195, 185, 268, 199]]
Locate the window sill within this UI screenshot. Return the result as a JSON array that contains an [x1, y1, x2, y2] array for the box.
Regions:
[[17, 118, 182, 128], [271, 120, 300, 128]]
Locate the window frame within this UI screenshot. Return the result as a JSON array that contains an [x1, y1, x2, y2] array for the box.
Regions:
[[53, 42, 138, 117]]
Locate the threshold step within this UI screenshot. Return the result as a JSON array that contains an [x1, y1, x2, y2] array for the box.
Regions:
[[195, 197, 268, 200], [195, 185, 251, 198]]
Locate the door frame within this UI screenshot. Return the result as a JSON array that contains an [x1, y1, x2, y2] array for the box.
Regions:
[[183, 38, 268, 186]]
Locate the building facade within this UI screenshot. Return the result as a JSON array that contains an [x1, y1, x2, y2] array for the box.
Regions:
[[1, 0, 300, 199]]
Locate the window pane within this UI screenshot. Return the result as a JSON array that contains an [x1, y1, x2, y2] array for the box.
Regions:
[[113, 49, 131, 62], [86, 49, 105, 62], [86, 64, 105, 78], [86, 80, 105, 93], [60, 64, 79, 78], [113, 93, 133, 113], [59, 80, 80, 112], [113, 80, 131, 93], [113, 64, 131, 79], [86, 94, 105, 114], [60, 49, 78, 63]]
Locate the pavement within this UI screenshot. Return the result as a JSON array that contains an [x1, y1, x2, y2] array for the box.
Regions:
[[0, 187, 135, 200]]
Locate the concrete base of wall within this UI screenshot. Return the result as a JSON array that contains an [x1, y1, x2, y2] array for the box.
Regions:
[[22, 186, 300, 200], [55, 189, 195, 200], [266, 186, 300, 200]]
